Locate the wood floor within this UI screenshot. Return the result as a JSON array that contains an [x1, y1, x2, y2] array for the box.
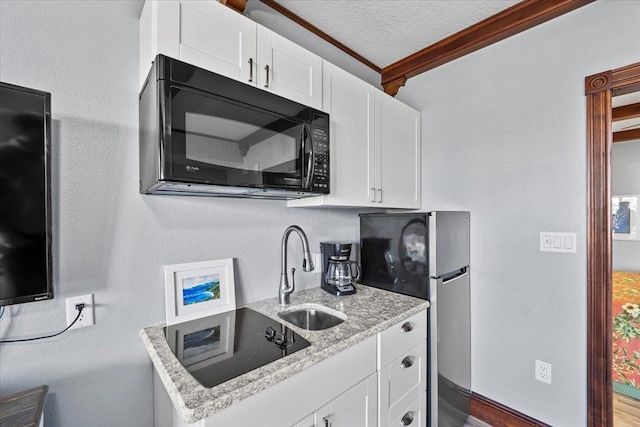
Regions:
[[614, 392, 640, 426]]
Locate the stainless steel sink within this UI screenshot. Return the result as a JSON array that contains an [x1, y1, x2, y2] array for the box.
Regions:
[[278, 305, 346, 331]]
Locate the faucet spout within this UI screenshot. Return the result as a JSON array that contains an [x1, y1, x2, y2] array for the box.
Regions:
[[279, 225, 314, 306]]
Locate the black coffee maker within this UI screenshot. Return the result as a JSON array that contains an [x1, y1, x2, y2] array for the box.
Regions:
[[320, 241, 360, 296]]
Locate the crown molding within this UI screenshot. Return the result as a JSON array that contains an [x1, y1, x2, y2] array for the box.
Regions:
[[381, 0, 595, 95], [258, 0, 381, 73]]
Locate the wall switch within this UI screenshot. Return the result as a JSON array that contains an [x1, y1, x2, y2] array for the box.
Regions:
[[314, 253, 323, 274], [66, 294, 95, 330], [540, 232, 576, 253], [535, 360, 552, 384]]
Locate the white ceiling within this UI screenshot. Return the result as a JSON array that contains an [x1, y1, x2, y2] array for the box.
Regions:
[[273, 0, 520, 69]]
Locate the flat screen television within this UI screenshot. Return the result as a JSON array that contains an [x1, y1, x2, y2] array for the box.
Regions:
[[0, 81, 52, 306]]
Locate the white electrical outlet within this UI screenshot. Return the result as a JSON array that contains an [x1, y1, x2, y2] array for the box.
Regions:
[[535, 360, 552, 384], [66, 294, 95, 330], [314, 253, 323, 274]]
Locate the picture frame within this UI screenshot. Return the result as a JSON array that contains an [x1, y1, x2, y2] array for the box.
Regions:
[[164, 258, 236, 325], [612, 195, 639, 241], [166, 310, 236, 372]]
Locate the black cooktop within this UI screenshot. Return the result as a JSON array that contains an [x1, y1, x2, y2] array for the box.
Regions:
[[164, 308, 311, 388]]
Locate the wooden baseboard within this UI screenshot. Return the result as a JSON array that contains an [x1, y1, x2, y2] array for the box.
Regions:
[[470, 393, 551, 427]]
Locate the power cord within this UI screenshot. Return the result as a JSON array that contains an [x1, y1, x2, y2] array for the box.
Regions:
[[0, 303, 85, 344]]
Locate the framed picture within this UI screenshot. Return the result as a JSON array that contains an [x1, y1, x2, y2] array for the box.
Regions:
[[164, 259, 236, 325], [166, 310, 236, 372], [613, 195, 639, 241]]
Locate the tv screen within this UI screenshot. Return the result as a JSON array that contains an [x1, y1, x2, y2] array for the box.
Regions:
[[0, 82, 52, 306]]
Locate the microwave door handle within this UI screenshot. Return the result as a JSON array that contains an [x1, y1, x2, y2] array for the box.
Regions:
[[303, 125, 314, 190]]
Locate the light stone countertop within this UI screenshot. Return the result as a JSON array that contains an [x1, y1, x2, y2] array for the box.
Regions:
[[140, 284, 430, 424]]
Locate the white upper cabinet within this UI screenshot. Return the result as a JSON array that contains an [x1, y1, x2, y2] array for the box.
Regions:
[[374, 92, 421, 209], [139, 0, 321, 109], [289, 61, 375, 208], [288, 62, 420, 209], [257, 30, 323, 110]]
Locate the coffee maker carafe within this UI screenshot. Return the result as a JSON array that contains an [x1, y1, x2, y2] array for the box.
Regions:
[[320, 241, 360, 296]]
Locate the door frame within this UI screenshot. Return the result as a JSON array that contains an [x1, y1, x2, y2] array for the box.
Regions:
[[586, 62, 640, 427]]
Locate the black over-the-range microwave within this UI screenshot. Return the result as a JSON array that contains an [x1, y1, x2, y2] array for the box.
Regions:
[[139, 55, 329, 199]]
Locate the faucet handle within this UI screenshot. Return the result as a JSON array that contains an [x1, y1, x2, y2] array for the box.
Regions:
[[264, 325, 276, 341], [290, 267, 296, 293]]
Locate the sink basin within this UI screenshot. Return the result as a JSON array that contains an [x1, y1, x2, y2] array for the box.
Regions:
[[278, 305, 346, 331]]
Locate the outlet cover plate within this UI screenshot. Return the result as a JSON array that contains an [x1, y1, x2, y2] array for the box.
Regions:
[[66, 294, 95, 330], [535, 360, 552, 384]]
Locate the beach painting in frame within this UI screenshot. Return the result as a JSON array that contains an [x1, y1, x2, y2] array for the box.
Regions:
[[182, 273, 221, 306], [164, 259, 236, 325]]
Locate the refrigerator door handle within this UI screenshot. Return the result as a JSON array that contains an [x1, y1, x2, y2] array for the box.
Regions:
[[439, 267, 468, 284]]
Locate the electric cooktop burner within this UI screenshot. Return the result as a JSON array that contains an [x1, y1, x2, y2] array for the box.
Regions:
[[164, 308, 311, 388]]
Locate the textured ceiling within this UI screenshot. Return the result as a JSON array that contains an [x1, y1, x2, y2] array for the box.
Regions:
[[273, 0, 520, 69]]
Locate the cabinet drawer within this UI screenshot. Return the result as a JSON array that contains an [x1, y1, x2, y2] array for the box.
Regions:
[[388, 391, 427, 427], [377, 310, 427, 369], [379, 341, 427, 426]]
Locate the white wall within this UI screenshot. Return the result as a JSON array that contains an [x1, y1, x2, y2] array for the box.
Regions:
[[397, 1, 640, 425], [613, 140, 640, 272], [0, 2, 367, 426]]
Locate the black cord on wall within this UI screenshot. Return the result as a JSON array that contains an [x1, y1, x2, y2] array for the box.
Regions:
[[0, 304, 85, 344]]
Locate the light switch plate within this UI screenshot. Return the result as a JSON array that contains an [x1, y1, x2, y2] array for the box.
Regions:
[[540, 232, 576, 253]]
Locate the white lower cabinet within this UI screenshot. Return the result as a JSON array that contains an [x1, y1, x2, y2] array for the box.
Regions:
[[388, 392, 427, 427], [292, 372, 378, 427], [315, 373, 378, 427], [378, 342, 427, 426], [153, 309, 429, 427], [377, 310, 428, 427]]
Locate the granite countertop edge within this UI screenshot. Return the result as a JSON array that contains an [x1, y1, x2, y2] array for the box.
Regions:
[[140, 284, 430, 424]]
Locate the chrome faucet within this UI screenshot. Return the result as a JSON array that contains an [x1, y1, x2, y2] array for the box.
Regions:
[[279, 225, 314, 306]]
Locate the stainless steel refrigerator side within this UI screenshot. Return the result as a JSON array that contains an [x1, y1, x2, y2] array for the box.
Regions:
[[429, 211, 471, 427], [431, 211, 470, 277], [429, 276, 440, 427]]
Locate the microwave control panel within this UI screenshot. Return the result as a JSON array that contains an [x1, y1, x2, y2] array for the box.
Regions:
[[311, 127, 329, 193]]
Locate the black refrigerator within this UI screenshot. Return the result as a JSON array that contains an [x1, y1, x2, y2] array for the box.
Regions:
[[359, 212, 471, 427]]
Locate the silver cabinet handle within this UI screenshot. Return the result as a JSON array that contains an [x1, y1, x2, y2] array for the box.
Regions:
[[400, 356, 414, 368], [371, 187, 376, 203], [248, 58, 253, 82], [400, 411, 414, 426], [377, 187, 382, 203], [401, 322, 414, 332], [264, 64, 270, 88], [322, 415, 331, 427]]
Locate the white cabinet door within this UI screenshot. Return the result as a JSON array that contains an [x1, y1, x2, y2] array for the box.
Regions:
[[288, 63, 421, 210], [291, 413, 315, 427], [324, 61, 375, 207], [179, 1, 256, 83], [288, 61, 375, 208], [375, 92, 421, 209], [257, 30, 322, 109], [316, 372, 378, 427]]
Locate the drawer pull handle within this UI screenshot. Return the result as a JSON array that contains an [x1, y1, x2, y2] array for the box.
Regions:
[[400, 356, 414, 368], [322, 415, 331, 427], [400, 411, 414, 426], [401, 322, 414, 333], [248, 58, 253, 82]]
